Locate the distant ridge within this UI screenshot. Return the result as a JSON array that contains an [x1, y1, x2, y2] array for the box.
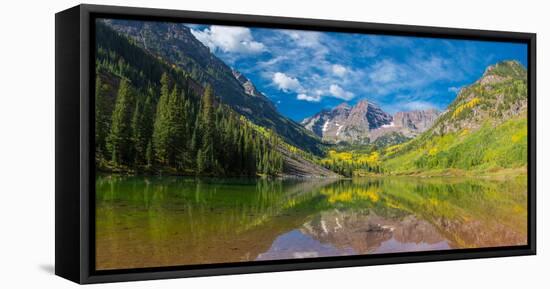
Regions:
[[301, 98, 439, 144]]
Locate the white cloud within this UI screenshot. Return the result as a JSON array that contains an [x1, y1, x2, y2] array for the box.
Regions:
[[364, 56, 459, 98], [258, 56, 287, 67], [272, 72, 356, 103], [413, 57, 448, 76], [369, 60, 400, 84], [279, 30, 329, 62], [383, 99, 441, 114], [331, 64, 347, 77], [329, 84, 354, 100], [448, 86, 461, 93], [403, 101, 439, 111], [297, 93, 321, 102], [191, 25, 265, 54], [272, 72, 302, 92], [282, 30, 324, 49]]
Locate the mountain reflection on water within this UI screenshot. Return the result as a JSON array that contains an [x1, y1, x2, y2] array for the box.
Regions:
[[95, 175, 527, 270]]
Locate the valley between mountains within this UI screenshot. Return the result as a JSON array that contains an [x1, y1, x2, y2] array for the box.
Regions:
[[94, 19, 528, 178]]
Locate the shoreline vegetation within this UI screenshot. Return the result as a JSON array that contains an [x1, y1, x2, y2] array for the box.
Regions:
[[354, 166, 527, 178], [97, 166, 527, 180]]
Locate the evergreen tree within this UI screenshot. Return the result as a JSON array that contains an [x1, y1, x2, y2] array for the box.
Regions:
[[145, 140, 153, 169], [197, 85, 216, 173], [143, 91, 155, 139], [168, 85, 186, 168], [106, 79, 135, 165], [95, 76, 110, 158], [190, 122, 198, 166], [130, 101, 144, 166], [196, 148, 205, 174], [152, 73, 171, 165]]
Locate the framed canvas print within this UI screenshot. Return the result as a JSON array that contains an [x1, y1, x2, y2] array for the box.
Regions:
[[55, 4, 536, 284]]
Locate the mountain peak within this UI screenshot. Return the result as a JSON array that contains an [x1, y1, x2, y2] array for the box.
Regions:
[[335, 102, 351, 110], [354, 98, 384, 109], [301, 99, 392, 144], [433, 60, 527, 135], [481, 60, 527, 82], [353, 98, 370, 109]]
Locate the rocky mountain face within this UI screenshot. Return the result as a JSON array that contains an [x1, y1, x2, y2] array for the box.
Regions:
[[302, 99, 439, 144], [301, 103, 352, 138], [368, 108, 440, 141], [394, 109, 441, 131], [100, 19, 323, 155], [231, 69, 264, 98], [301, 100, 392, 144]]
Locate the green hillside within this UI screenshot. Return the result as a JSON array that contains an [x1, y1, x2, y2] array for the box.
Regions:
[[379, 60, 528, 175], [381, 115, 527, 175]]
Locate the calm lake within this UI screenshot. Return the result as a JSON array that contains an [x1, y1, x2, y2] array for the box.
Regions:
[[95, 175, 527, 270]]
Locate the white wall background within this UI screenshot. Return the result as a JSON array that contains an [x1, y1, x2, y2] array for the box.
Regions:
[[0, 0, 547, 287]]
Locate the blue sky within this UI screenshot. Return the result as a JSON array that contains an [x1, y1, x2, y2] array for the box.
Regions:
[[188, 24, 527, 121]]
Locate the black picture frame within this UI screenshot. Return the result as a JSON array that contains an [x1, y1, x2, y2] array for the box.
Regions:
[[55, 4, 536, 284]]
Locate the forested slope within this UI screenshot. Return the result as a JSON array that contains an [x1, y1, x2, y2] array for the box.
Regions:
[[95, 22, 334, 177]]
